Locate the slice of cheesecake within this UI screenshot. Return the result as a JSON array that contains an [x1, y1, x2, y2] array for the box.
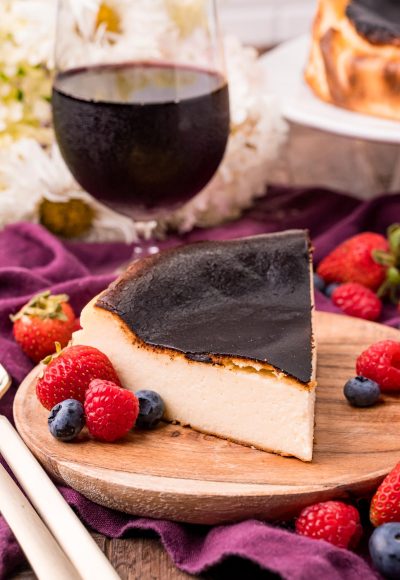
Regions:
[[74, 231, 317, 461]]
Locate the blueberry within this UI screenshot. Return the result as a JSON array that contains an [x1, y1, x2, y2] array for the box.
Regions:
[[135, 390, 165, 429], [344, 376, 381, 407], [313, 273, 326, 292], [48, 399, 85, 441], [369, 523, 400, 579], [325, 282, 340, 298]]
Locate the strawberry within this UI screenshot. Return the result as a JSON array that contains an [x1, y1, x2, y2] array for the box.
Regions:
[[36, 344, 121, 410], [317, 232, 388, 291], [332, 283, 382, 321], [84, 379, 139, 442], [356, 340, 400, 392], [295, 501, 362, 549], [11, 291, 76, 363], [370, 463, 400, 526]]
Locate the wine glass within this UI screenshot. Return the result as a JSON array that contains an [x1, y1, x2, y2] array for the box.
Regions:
[[52, 0, 230, 232]]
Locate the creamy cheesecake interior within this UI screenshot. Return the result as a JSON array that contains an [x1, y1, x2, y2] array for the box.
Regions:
[[74, 232, 317, 461]]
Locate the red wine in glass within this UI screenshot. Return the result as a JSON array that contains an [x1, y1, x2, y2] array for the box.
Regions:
[[52, 62, 230, 217]]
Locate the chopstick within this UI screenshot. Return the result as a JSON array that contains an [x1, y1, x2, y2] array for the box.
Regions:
[[0, 363, 11, 399], [0, 365, 78, 577], [0, 463, 80, 579], [0, 416, 120, 580]]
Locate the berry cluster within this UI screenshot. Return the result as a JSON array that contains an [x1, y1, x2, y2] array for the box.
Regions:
[[341, 339, 400, 408], [297, 334, 400, 578], [37, 344, 165, 443], [308, 228, 400, 577], [295, 491, 400, 579], [315, 226, 400, 322]]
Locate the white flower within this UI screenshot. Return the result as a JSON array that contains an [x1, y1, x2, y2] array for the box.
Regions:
[[0, 139, 150, 242], [1, 0, 57, 68]]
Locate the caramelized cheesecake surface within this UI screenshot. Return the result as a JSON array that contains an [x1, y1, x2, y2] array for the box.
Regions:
[[74, 231, 317, 461], [97, 231, 313, 385]]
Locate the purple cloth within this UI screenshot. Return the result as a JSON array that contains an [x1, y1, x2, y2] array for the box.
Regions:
[[1, 186, 396, 579]]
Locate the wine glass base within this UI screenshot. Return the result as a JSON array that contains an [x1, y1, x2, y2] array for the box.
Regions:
[[107, 199, 181, 223], [132, 244, 160, 258], [113, 241, 161, 275]]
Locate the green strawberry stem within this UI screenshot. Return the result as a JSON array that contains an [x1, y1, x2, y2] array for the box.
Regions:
[[373, 224, 400, 303], [10, 290, 69, 322], [373, 250, 395, 268]]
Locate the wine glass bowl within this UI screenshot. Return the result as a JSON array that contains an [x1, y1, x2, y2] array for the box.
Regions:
[[52, 0, 230, 220]]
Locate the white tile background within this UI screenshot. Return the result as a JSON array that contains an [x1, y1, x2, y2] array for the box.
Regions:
[[219, 0, 316, 47]]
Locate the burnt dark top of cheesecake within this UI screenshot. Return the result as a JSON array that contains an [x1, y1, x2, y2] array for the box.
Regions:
[[97, 231, 314, 384], [346, 0, 400, 45]]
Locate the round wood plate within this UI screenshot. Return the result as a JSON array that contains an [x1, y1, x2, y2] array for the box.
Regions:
[[14, 312, 400, 525]]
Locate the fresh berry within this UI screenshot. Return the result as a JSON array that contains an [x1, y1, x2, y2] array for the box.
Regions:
[[72, 318, 82, 332], [295, 500, 362, 549], [370, 463, 400, 527], [48, 399, 85, 441], [313, 273, 325, 292], [135, 390, 165, 429], [343, 376, 381, 407], [369, 523, 400, 579], [325, 282, 340, 298], [36, 345, 121, 410], [344, 376, 381, 407], [356, 340, 400, 392], [317, 232, 388, 291], [84, 380, 139, 442], [332, 283, 382, 321], [11, 291, 76, 363]]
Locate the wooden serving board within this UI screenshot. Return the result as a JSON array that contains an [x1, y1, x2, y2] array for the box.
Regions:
[[14, 312, 400, 525]]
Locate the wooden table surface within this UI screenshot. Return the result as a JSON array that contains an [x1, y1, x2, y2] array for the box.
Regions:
[[10, 121, 400, 579], [12, 535, 279, 578]]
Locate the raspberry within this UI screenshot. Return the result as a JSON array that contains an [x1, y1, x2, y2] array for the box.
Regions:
[[332, 283, 382, 321], [295, 501, 362, 549], [356, 340, 400, 392], [84, 380, 139, 442]]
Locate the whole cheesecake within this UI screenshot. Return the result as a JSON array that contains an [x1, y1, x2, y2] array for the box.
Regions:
[[73, 231, 317, 461], [306, 0, 400, 120]]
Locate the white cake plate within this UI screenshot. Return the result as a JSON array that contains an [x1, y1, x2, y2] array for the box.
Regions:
[[260, 35, 400, 144]]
